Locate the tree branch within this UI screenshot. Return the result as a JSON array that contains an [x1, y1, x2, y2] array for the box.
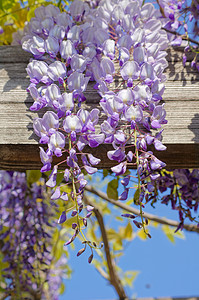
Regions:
[[162, 27, 199, 46], [85, 185, 199, 234], [156, 0, 199, 46], [84, 196, 128, 300], [156, 0, 166, 17]]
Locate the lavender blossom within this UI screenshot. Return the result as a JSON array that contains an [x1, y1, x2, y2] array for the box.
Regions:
[[20, 0, 189, 249], [48, 61, 67, 84], [63, 115, 82, 133], [26, 60, 51, 85], [0, 171, 67, 298], [121, 61, 140, 86]]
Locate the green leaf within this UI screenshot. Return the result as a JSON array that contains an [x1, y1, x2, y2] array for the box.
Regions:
[[27, 6, 36, 22], [122, 270, 139, 287], [56, 171, 64, 185], [162, 224, 185, 243], [137, 229, 148, 240], [26, 170, 41, 186], [57, 0, 62, 7], [123, 169, 130, 176], [126, 198, 134, 205], [150, 221, 159, 228], [103, 169, 109, 178], [0, 0, 4, 11], [124, 222, 133, 240], [133, 188, 140, 204], [54, 241, 63, 261], [162, 225, 175, 243], [59, 282, 65, 295], [116, 216, 124, 222], [107, 179, 118, 200], [97, 201, 111, 215], [174, 229, 185, 240], [106, 228, 118, 241], [113, 238, 123, 251]]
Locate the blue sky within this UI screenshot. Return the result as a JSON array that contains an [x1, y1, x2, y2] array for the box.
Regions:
[[60, 171, 199, 300], [61, 227, 199, 300]]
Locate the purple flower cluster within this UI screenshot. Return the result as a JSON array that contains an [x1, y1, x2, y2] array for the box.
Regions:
[[159, 0, 185, 36], [89, 0, 169, 178], [20, 0, 173, 238], [21, 2, 106, 252], [188, 0, 199, 37], [158, 0, 199, 70], [22, 3, 103, 174], [146, 169, 199, 230], [45, 255, 69, 300], [19, 0, 198, 238], [0, 171, 66, 299]]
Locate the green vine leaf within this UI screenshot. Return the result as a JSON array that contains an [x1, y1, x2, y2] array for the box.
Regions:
[[26, 170, 41, 186], [103, 169, 109, 178], [133, 188, 140, 204], [162, 225, 185, 243], [107, 178, 118, 200]]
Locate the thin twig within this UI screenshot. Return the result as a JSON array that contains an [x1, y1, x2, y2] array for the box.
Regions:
[[84, 196, 128, 300], [156, 0, 166, 17], [162, 27, 199, 46], [156, 0, 199, 46], [85, 185, 199, 234]]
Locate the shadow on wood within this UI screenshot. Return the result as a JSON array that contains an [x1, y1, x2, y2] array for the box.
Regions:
[[0, 46, 199, 170]]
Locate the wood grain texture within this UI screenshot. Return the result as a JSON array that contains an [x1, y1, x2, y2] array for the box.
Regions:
[[0, 46, 199, 170]]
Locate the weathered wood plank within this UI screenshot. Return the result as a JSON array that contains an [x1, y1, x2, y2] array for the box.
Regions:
[[0, 45, 199, 170], [1, 61, 199, 80], [0, 143, 198, 170], [0, 45, 195, 63], [1, 80, 199, 102], [0, 46, 32, 63]]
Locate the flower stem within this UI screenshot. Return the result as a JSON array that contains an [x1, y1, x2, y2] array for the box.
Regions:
[[69, 136, 87, 242], [134, 129, 147, 235]]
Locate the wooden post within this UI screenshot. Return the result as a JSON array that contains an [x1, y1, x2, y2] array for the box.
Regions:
[[0, 46, 199, 170]]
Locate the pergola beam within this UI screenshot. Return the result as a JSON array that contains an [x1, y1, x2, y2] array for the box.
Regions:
[[0, 46, 198, 170]]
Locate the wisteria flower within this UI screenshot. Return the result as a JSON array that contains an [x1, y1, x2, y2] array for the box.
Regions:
[[67, 71, 90, 95], [48, 61, 67, 85], [111, 162, 127, 176], [63, 115, 82, 133], [48, 131, 65, 157], [60, 39, 77, 62], [45, 36, 59, 57], [121, 61, 140, 87], [151, 104, 167, 128], [33, 111, 59, 143], [26, 60, 51, 85]]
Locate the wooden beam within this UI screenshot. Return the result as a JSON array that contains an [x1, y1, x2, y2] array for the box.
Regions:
[[0, 46, 199, 170]]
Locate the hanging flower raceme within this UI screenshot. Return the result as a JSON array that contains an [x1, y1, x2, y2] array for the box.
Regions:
[[157, 0, 199, 70], [20, 0, 199, 246], [84, 0, 169, 220], [144, 169, 199, 231], [0, 171, 68, 299], [21, 2, 105, 258]]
